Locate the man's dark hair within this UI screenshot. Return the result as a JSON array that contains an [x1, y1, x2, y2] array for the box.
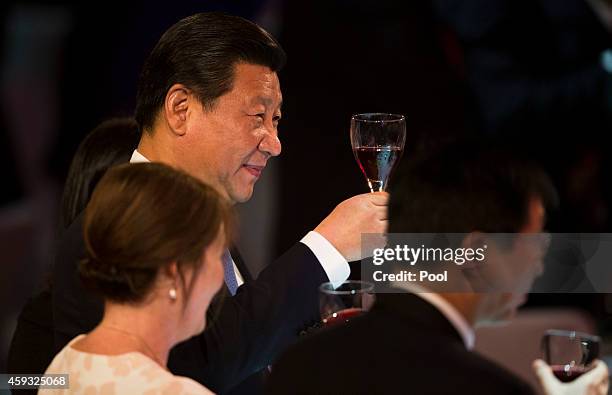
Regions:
[[135, 12, 286, 132], [388, 139, 558, 234]]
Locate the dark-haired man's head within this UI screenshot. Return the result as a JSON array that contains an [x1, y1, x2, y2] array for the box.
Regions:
[[135, 13, 286, 204], [388, 141, 556, 234], [388, 141, 557, 325]]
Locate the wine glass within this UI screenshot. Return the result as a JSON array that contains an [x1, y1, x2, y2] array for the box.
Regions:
[[319, 280, 375, 326], [350, 113, 406, 192], [541, 329, 601, 382]]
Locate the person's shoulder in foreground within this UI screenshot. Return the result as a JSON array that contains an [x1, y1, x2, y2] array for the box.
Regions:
[[41, 335, 212, 395], [266, 292, 534, 395]]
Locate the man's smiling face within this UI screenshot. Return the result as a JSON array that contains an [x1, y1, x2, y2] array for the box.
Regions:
[[181, 63, 283, 204]]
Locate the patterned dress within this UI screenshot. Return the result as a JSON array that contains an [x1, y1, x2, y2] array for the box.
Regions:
[[39, 335, 213, 395]]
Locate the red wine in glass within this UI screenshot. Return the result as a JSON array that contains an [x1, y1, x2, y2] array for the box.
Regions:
[[542, 329, 600, 383], [353, 146, 403, 192], [322, 307, 364, 326], [551, 365, 589, 382], [350, 113, 406, 192]]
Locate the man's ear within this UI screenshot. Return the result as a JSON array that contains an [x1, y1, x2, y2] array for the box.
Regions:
[[163, 84, 191, 136], [459, 231, 493, 293], [461, 231, 486, 248], [460, 231, 487, 269]]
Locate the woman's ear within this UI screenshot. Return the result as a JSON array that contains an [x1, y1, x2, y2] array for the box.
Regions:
[[162, 261, 179, 282], [162, 262, 180, 302], [163, 84, 190, 136]]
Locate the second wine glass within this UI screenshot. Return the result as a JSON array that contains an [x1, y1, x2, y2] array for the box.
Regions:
[[319, 280, 375, 326], [542, 329, 601, 382]]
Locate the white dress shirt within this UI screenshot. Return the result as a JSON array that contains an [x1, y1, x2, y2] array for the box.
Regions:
[[394, 282, 475, 350], [129, 150, 350, 288]]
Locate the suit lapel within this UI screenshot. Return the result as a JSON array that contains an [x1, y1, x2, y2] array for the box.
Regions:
[[229, 247, 253, 283]]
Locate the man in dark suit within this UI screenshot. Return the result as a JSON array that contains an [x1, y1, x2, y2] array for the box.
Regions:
[[266, 142, 609, 395], [9, 12, 388, 395]]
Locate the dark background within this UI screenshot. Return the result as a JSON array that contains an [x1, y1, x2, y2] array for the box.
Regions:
[[1, 0, 612, 374]]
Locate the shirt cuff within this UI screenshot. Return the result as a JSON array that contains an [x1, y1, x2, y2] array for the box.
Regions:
[[300, 231, 350, 288]]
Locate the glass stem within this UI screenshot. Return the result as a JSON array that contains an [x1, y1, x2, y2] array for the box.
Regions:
[[368, 179, 384, 192]]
